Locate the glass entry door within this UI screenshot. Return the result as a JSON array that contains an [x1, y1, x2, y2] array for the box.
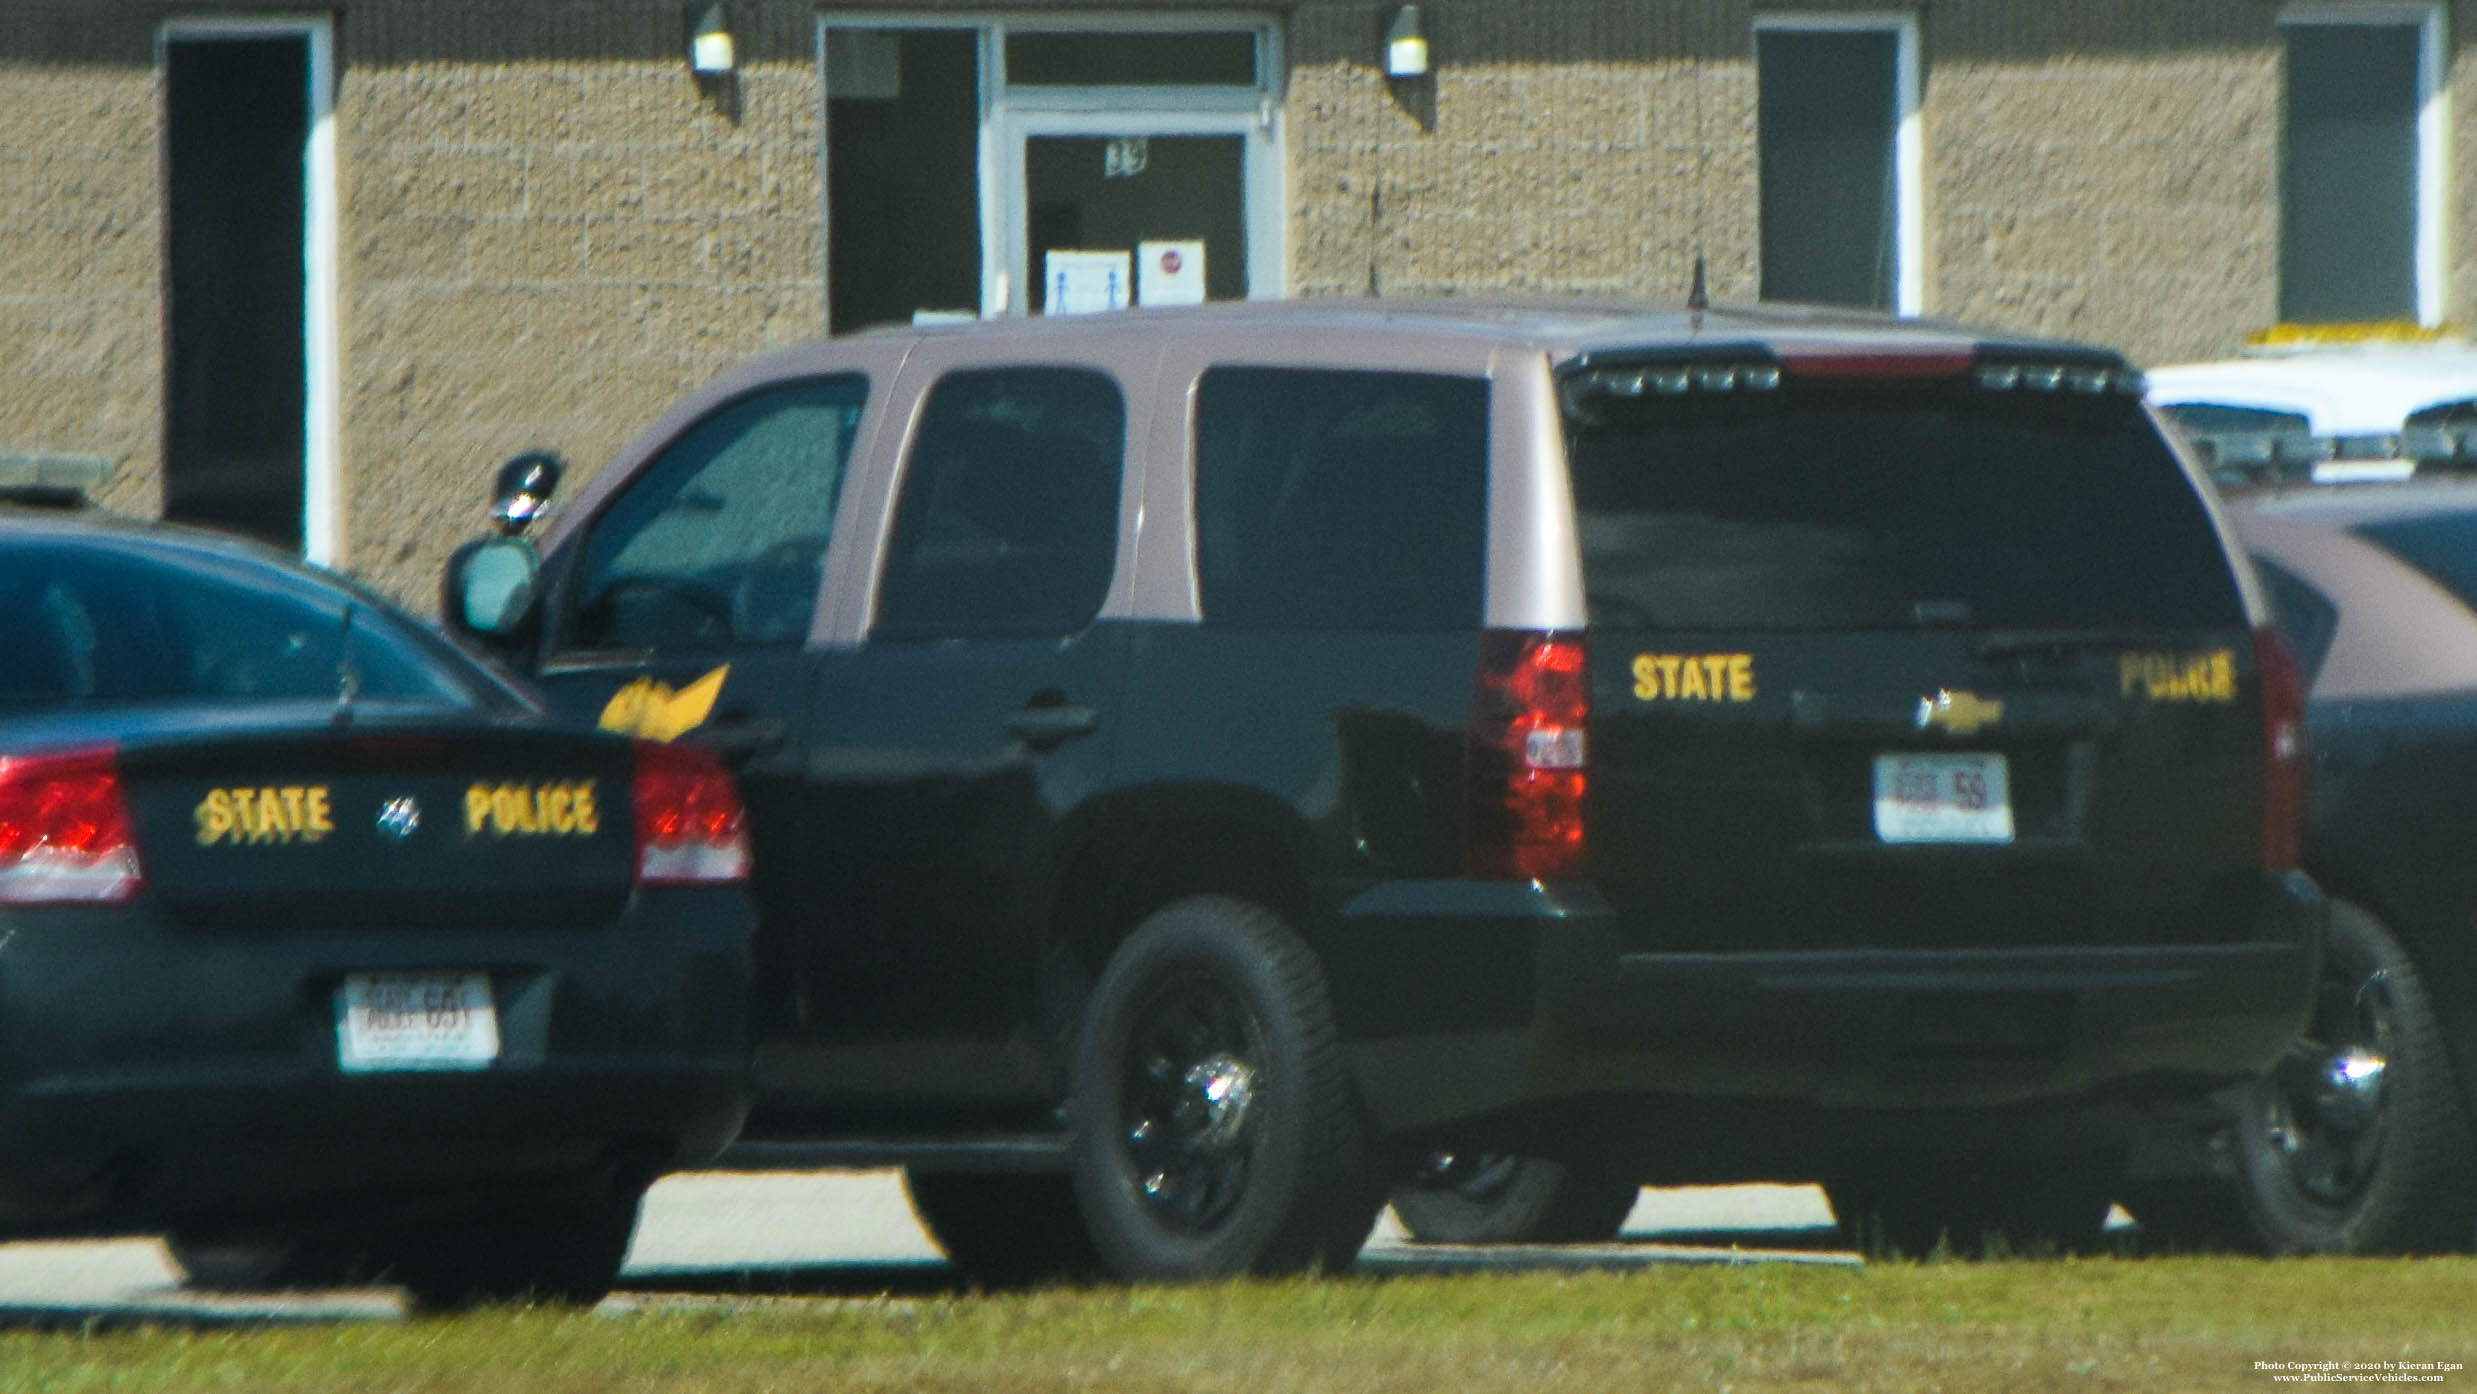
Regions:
[[1021, 132, 1247, 313], [824, 18, 1284, 328]]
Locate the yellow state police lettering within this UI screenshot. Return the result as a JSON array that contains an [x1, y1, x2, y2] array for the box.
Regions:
[[1633, 652, 1756, 702], [2118, 650, 2238, 703], [465, 781, 601, 838], [194, 785, 335, 846]]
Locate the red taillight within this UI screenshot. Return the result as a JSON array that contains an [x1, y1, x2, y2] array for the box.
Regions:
[[1468, 630, 1589, 880], [632, 741, 752, 886], [0, 747, 141, 904], [2255, 625, 2308, 872]]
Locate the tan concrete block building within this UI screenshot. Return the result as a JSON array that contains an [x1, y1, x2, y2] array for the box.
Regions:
[[0, 1, 2465, 603]]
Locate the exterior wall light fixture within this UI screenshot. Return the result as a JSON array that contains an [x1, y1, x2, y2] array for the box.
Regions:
[[688, 2, 735, 77], [1383, 5, 1430, 79]]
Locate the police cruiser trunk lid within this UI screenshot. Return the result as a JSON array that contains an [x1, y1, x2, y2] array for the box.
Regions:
[[1559, 351, 2265, 955], [107, 708, 636, 929]]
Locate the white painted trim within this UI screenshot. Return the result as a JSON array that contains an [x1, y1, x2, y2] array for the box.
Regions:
[[2278, 3, 2448, 326], [159, 16, 339, 565], [818, 13, 1287, 318], [1751, 13, 1924, 315]]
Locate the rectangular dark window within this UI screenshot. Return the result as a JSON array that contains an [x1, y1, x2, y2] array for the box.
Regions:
[[1564, 388, 2244, 632], [2281, 21, 2422, 324], [1194, 368, 1487, 631], [1757, 27, 1902, 310], [1005, 32, 1257, 87], [873, 368, 1125, 641], [165, 36, 309, 551], [828, 30, 983, 332]]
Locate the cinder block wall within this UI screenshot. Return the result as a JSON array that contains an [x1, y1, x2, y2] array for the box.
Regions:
[[7, 0, 2476, 607], [0, 1, 824, 605]]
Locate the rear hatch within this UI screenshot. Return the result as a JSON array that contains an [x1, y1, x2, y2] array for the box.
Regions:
[[112, 710, 637, 929], [1559, 347, 2265, 954]]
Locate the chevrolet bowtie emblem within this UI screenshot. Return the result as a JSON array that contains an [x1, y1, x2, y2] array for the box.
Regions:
[[1916, 689, 2005, 736]]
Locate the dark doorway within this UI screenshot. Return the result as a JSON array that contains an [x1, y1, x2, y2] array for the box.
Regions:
[[828, 30, 983, 333], [165, 36, 308, 551], [1757, 28, 1900, 311]]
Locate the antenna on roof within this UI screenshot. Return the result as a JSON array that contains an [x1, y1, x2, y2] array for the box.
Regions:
[[1366, 184, 1384, 297], [1687, 252, 1709, 315]]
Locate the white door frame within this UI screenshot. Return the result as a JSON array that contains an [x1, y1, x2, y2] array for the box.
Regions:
[[158, 15, 340, 565], [1751, 13, 1924, 317], [820, 13, 1286, 319]]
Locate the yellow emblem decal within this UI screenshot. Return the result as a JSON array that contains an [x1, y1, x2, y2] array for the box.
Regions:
[[1632, 653, 1757, 703], [2119, 650, 2238, 704], [195, 785, 336, 846], [598, 664, 729, 742], [464, 781, 601, 838], [1916, 689, 2005, 737]]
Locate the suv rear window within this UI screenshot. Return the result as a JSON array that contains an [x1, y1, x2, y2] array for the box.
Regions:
[[1565, 386, 2245, 631]]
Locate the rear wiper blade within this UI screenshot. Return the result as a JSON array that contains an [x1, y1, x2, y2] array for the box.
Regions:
[[1974, 628, 2161, 661]]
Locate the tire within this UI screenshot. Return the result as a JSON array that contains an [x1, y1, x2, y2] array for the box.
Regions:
[[1824, 1153, 2117, 1260], [2225, 900, 2477, 1255], [1390, 1153, 1641, 1244], [167, 1231, 375, 1291], [903, 1169, 1102, 1287], [375, 1180, 646, 1314], [1067, 895, 1381, 1280]]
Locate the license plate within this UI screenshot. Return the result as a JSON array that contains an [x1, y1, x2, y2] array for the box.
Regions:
[[335, 973, 500, 1072], [1872, 752, 2014, 844]]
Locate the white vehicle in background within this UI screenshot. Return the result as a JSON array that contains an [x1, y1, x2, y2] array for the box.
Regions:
[[2148, 338, 2477, 487]]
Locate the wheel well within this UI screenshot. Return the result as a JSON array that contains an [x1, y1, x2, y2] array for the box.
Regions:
[[1035, 816, 1315, 1052]]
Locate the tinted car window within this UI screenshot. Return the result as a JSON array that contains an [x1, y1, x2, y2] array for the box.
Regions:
[[2250, 555, 2340, 685], [872, 367, 1124, 641], [1566, 388, 2246, 631], [568, 376, 866, 652], [1194, 368, 1487, 631], [2351, 511, 2477, 615], [0, 538, 479, 708]]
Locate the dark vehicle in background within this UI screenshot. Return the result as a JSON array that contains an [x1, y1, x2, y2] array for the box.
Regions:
[[0, 466, 754, 1310], [2174, 482, 2477, 1254], [446, 298, 2320, 1275]]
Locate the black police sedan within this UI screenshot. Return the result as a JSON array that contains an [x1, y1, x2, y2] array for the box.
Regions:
[[2171, 481, 2477, 1254], [0, 483, 753, 1308]]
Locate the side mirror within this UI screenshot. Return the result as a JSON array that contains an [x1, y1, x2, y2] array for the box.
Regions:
[[443, 534, 540, 641]]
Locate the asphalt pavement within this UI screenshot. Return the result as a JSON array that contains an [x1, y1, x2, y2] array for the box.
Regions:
[[0, 1172, 1857, 1324]]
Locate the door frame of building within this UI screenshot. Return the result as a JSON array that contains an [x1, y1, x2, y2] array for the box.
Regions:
[[157, 14, 340, 564], [1750, 12, 1923, 317], [2278, 2, 2448, 328], [820, 12, 1287, 320]]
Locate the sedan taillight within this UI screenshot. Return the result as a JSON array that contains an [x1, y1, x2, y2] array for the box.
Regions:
[[0, 747, 142, 904], [632, 740, 752, 886]]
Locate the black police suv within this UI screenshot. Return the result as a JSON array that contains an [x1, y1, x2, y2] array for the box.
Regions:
[[0, 479, 752, 1308], [2125, 481, 2477, 1256], [445, 298, 2323, 1273]]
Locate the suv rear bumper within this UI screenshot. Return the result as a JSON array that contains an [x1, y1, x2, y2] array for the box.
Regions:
[[1332, 871, 2325, 1139]]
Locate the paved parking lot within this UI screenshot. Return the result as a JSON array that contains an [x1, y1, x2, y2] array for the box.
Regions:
[[0, 1173, 1855, 1322]]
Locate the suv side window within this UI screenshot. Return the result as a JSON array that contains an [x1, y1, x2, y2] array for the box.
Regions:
[[872, 367, 1125, 641], [564, 376, 866, 652], [1194, 367, 1488, 631]]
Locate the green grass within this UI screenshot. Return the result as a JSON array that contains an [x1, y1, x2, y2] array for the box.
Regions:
[[2, 1259, 2472, 1393]]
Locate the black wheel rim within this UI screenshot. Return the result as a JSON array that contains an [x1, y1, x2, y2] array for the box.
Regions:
[[1115, 969, 1265, 1233], [2262, 950, 2393, 1209]]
